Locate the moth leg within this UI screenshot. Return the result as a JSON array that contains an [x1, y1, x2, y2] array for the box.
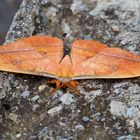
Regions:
[[46, 79, 61, 87], [50, 83, 65, 94], [70, 80, 80, 87], [46, 79, 64, 93], [64, 81, 80, 94]]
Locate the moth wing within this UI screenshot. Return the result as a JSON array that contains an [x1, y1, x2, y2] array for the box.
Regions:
[[0, 36, 64, 78], [70, 40, 140, 79]]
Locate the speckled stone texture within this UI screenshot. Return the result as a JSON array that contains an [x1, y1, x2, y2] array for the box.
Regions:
[[0, 0, 140, 139]]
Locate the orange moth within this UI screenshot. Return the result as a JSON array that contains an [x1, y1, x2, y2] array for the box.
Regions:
[[0, 36, 140, 93]]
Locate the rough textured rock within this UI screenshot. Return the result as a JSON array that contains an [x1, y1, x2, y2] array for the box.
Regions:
[[0, 0, 140, 139]]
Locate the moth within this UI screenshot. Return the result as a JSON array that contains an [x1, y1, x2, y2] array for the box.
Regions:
[[0, 36, 140, 93]]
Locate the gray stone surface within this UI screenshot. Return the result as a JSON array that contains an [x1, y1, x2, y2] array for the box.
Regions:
[[0, 0, 140, 139]]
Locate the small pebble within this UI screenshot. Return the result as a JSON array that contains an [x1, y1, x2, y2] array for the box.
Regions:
[[82, 116, 90, 122], [47, 105, 63, 116], [110, 101, 127, 116], [8, 113, 18, 122], [117, 135, 134, 140], [38, 126, 49, 139], [59, 93, 75, 105], [0, 90, 6, 99], [31, 95, 40, 102], [0, 115, 2, 123], [112, 25, 119, 32], [41, 0, 48, 5], [16, 133, 21, 138], [38, 85, 46, 92], [87, 137, 94, 140], [32, 104, 40, 112], [13, 80, 20, 87], [21, 90, 30, 98], [62, 21, 71, 34], [75, 124, 85, 132]]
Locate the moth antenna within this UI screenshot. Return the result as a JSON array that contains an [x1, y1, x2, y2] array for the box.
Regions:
[[59, 43, 71, 64], [69, 54, 73, 65], [59, 55, 65, 64]]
